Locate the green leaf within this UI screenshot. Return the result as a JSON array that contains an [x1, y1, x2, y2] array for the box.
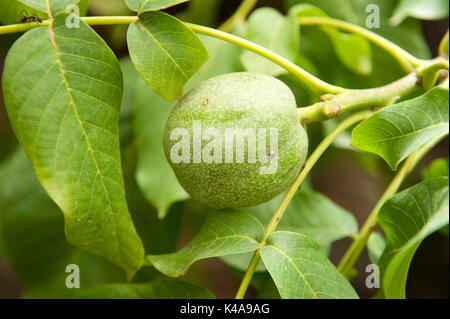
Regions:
[[118, 58, 188, 219], [248, 189, 358, 255], [377, 177, 449, 298], [367, 232, 386, 264], [80, 279, 214, 299], [390, 0, 449, 26], [260, 231, 359, 299], [17, 0, 79, 14], [422, 158, 449, 180], [147, 210, 265, 277], [124, 0, 188, 13], [290, 4, 372, 75], [352, 87, 449, 170], [2, 14, 144, 279], [127, 11, 208, 101], [0, 149, 126, 298], [240, 7, 299, 76]]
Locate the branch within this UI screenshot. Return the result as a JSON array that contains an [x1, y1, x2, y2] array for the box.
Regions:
[[297, 72, 420, 123]]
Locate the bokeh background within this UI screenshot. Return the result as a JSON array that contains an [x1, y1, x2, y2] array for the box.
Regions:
[[0, 0, 448, 299]]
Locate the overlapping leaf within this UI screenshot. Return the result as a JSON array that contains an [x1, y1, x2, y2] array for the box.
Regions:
[[2, 14, 144, 278], [390, 0, 449, 26], [377, 177, 449, 298], [80, 279, 214, 299], [352, 87, 449, 170], [127, 11, 208, 101], [260, 231, 358, 299], [124, 0, 188, 13], [147, 210, 264, 277]]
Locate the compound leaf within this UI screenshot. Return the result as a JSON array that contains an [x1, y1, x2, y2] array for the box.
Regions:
[[352, 87, 449, 170], [2, 14, 144, 279], [124, 0, 188, 13], [147, 210, 264, 277], [377, 177, 449, 298], [127, 11, 208, 101], [80, 279, 214, 299], [260, 231, 358, 299]]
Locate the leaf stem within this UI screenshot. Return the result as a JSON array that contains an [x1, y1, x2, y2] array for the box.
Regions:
[[337, 135, 447, 278], [219, 0, 259, 32], [297, 72, 420, 123], [81, 16, 138, 25], [235, 110, 373, 299], [298, 17, 423, 71]]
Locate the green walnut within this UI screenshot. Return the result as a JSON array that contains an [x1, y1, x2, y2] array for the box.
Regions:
[[163, 72, 308, 208]]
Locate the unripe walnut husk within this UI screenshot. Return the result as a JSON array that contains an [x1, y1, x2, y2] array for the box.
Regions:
[[164, 72, 308, 208]]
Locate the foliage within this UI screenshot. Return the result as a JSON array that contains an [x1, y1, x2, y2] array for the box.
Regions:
[[0, 0, 448, 299]]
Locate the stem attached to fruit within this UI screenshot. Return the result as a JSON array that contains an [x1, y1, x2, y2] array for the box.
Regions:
[[337, 135, 448, 278], [219, 0, 259, 32], [297, 72, 420, 123], [235, 110, 373, 299], [298, 17, 422, 72]]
